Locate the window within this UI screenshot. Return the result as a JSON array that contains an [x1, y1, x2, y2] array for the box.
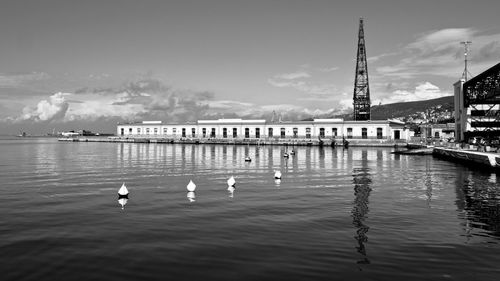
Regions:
[[377, 128, 383, 139], [332, 128, 337, 137], [255, 128, 260, 138], [434, 131, 440, 138], [120, 128, 124, 136], [362, 128, 367, 139], [137, 128, 141, 134], [245, 128, 250, 138], [191, 128, 196, 138], [233, 128, 237, 138], [146, 128, 150, 135], [223, 128, 228, 138], [319, 128, 325, 138], [154, 128, 158, 135], [163, 128, 167, 134], [129, 128, 133, 134], [181, 128, 186, 137], [202, 128, 207, 138], [173, 128, 177, 135], [280, 128, 286, 138], [347, 128, 353, 139], [306, 127, 311, 138], [211, 128, 216, 138], [268, 128, 273, 138], [293, 128, 298, 138]]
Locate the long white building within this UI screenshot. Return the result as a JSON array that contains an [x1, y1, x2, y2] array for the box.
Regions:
[[117, 118, 411, 142]]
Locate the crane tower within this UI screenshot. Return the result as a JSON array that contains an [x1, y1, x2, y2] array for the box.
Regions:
[[353, 18, 371, 121]]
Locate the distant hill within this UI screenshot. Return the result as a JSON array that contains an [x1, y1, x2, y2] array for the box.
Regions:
[[333, 95, 454, 122]]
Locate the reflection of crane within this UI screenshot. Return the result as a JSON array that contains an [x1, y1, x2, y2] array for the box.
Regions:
[[352, 164, 372, 265]]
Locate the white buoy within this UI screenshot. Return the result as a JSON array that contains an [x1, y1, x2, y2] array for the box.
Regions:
[[118, 198, 128, 209], [118, 183, 129, 196], [187, 180, 196, 192], [227, 176, 236, 187], [245, 156, 251, 162], [283, 152, 289, 158], [187, 191, 196, 202], [274, 170, 282, 179]]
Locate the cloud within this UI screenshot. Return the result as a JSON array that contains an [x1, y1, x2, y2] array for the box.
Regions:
[[18, 92, 69, 122], [374, 27, 500, 80], [374, 82, 450, 105], [319, 66, 340, 72], [274, 71, 311, 80], [0, 72, 50, 88]]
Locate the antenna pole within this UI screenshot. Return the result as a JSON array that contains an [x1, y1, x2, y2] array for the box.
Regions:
[[460, 41, 472, 81]]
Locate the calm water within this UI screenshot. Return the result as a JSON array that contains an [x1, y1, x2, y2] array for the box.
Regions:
[[1, 137, 499, 281]]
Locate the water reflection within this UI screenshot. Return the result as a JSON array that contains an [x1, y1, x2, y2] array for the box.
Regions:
[[118, 196, 128, 209], [227, 186, 235, 198], [351, 154, 372, 265], [459, 170, 500, 238], [187, 191, 196, 202]]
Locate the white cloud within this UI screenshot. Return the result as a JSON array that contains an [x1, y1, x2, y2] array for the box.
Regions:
[[0, 72, 50, 88], [275, 71, 311, 80], [374, 27, 500, 80], [375, 82, 450, 105], [19, 92, 69, 122]]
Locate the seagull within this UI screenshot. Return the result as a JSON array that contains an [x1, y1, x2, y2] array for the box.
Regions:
[[245, 156, 251, 162], [187, 180, 196, 192], [274, 170, 282, 179]]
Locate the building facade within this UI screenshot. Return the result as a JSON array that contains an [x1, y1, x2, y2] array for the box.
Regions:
[[455, 62, 500, 141], [117, 118, 411, 141]]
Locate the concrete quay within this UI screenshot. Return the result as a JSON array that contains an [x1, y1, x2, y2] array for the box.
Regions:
[[58, 136, 407, 147], [433, 146, 500, 170]]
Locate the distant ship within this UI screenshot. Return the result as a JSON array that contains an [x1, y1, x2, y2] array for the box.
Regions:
[[17, 131, 27, 137], [61, 131, 80, 137]]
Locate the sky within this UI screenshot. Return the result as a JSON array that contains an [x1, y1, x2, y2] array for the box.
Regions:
[[1, 0, 500, 135]]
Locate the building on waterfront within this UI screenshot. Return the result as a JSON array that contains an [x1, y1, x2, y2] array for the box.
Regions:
[[117, 118, 412, 144], [454, 62, 500, 141]]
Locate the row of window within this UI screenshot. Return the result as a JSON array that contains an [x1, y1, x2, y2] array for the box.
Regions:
[[123, 127, 386, 139]]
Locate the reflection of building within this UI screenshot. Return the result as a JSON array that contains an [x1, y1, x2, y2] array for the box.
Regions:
[[117, 118, 411, 143], [454, 62, 500, 141]]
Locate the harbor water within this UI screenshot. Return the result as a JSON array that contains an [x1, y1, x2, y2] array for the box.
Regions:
[[1, 137, 499, 280]]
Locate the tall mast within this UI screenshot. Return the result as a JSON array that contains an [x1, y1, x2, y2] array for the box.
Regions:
[[353, 17, 371, 121], [460, 41, 472, 81]]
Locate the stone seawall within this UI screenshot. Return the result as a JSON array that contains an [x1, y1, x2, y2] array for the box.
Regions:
[[59, 136, 407, 147]]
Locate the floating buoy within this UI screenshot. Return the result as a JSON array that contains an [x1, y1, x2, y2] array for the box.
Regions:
[[245, 156, 251, 162], [283, 152, 289, 158], [274, 170, 282, 179], [187, 180, 196, 192], [290, 150, 296, 155], [227, 176, 236, 187], [187, 191, 196, 202], [118, 183, 129, 196]]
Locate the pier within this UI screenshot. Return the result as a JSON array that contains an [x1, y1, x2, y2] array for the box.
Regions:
[[433, 146, 500, 170], [58, 136, 407, 147]]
